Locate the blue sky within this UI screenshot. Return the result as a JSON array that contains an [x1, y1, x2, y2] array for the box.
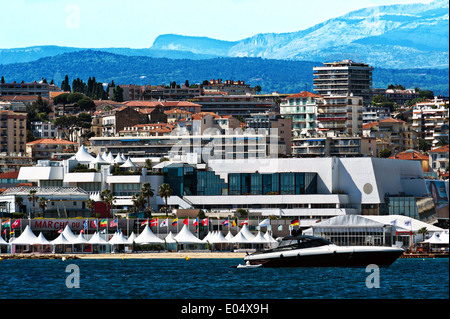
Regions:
[[2, 0, 432, 49]]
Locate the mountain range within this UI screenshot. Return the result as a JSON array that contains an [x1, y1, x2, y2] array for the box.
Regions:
[[0, 0, 448, 69], [0, 0, 448, 96]]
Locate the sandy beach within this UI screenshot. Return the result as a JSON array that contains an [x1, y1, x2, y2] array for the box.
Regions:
[[75, 252, 247, 259]]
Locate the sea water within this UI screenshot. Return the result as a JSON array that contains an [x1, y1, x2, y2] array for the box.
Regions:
[[0, 258, 447, 299]]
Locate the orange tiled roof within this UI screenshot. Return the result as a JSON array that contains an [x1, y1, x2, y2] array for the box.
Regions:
[[362, 122, 379, 129], [389, 150, 429, 160], [26, 138, 77, 145], [379, 118, 406, 124], [287, 91, 322, 99], [0, 171, 19, 179], [429, 145, 449, 153]]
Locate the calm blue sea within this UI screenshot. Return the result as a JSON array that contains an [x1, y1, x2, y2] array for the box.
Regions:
[[0, 257, 448, 300]]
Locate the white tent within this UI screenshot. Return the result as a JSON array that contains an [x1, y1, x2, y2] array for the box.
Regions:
[[114, 153, 125, 164], [128, 232, 136, 243], [240, 225, 256, 241], [0, 235, 9, 245], [74, 145, 95, 163], [165, 231, 177, 244], [120, 153, 127, 162], [73, 233, 90, 244], [225, 231, 234, 241], [231, 231, 249, 244], [89, 232, 109, 245], [51, 233, 72, 245], [105, 152, 115, 163], [33, 232, 51, 245], [108, 231, 131, 245], [90, 153, 108, 165], [10, 225, 38, 245], [208, 231, 230, 244], [252, 231, 268, 243], [120, 158, 137, 168], [174, 225, 203, 244], [134, 225, 164, 244], [202, 231, 214, 243], [62, 225, 78, 243]]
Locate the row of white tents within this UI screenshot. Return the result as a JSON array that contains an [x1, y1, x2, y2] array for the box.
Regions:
[[0, 224, 278, 253]]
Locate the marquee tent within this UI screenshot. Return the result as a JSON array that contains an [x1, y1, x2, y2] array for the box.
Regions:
[[73, 233, 89, 244], [208, 231, 230, 244], [89, 232, 109, 244], [0, 236, 8, 245], [33, 232, 51, 245], [109, 231, 131, 245], [32, 232, 52, 253], [10, 225, 37, 245], [164, 231, 177, 244], [231, 231, 249, 244], [120, 158, 137, 168], [73, 145, 95, 163], [253, 231, 268, 243], [174, 225, 203, 244], [128, 232, 136, 243], [62, 225, 78, 243], [240, 225, 256, 241], [225, 231, 234, 241], [134, 225, 164, 244]]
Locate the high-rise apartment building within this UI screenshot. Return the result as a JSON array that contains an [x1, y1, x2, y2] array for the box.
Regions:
[[0, 110, 27, 155], [313, 60, 374, 105]]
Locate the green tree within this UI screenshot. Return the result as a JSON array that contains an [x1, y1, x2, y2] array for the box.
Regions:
[[378, 148, 392, 158], [38, 197, 48, 218], [112, 85, 124, 102], [141, 182, 154, 213], [158, 183, 173, 217], [27, 190, 38, 218], [418, 139, 431, 152], [132, 193, 146, 214], [100, 189, 116, 219], [86, 198, 95, 217]]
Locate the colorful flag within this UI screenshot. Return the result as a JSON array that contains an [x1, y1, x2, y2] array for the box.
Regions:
[[404, 219, 412, 226], [240, 218, 249, 226], [161, 219, 168, 227], [80, 229, 84, 234], [1, 219, 11, 228], [92, 220, 98, 228], [202, 218, 209, 226], [141, 219, 149, 226], [222, 218, 229, 226], [83, 219, 88, 231], [110, 218, 118, 227], [9, 230, 14, 235], [57, 229, 63, 233], [100, 219, 107, 227], [232, 218, 238, 227], [183, 218, 189, 226], [150, 219, 158, 227], [172, 218, 178, 226], [11, 219, 21, 229], [290, 219, 299, 226], [258, 219, 270, 227], [193, 218, 198, 227]]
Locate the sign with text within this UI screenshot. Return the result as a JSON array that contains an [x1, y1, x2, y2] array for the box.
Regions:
[[30, 219, 98, 231]]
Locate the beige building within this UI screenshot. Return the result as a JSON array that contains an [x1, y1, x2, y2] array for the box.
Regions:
[[26, 138, 78, 160], [363, 118, 416, 156], [0, 110, 27, 155]]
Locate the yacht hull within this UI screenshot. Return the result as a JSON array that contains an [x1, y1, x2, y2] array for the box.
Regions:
[[244, 247, 404, 268]]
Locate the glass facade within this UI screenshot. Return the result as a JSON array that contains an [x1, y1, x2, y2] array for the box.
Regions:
[[164, 163, 318, 197]]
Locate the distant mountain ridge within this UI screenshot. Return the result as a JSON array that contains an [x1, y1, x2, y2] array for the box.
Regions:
[[0, 0, 447, 68], [0, 50, 448, 96]]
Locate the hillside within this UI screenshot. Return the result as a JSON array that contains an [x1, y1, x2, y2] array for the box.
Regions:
[[0, 50, 448, 95]]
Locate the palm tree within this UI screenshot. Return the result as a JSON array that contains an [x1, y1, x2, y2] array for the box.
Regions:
[[418, 227, 429, 241], [27, 190, 38, 218], [132, 193, 146, 214], [141, 183, 154, 213], [86, 198, 95, 217], [100, 189, 116, 219], [15, 196, 24, 213], [38, 197, 48, 218], [158, 183, 173, 217]]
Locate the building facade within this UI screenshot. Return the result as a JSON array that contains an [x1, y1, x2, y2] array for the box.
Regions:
[[0, 110, 27, 155], [313, 60, 374, 105]]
